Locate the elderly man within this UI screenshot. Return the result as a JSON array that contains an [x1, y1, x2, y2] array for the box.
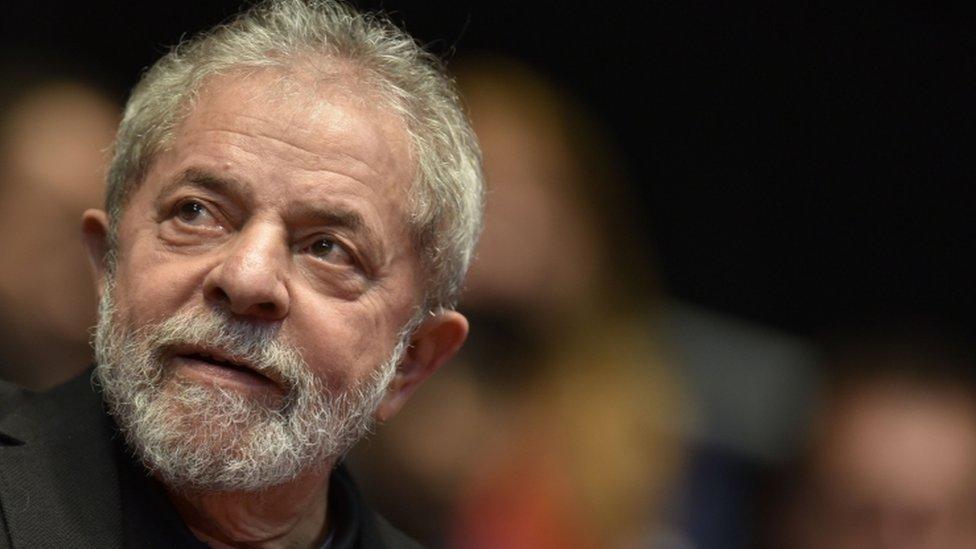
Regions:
[[0, 0, 483, 547]]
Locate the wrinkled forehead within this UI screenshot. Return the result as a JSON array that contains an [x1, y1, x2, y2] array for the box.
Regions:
[[188, 64, 414, 169]]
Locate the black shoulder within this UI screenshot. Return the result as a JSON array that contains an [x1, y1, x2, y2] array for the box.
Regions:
[[0, 368, 124, 548], [0, 369, 101, 446], [26, 368, 99, 415], [0, 380, 30, 428]]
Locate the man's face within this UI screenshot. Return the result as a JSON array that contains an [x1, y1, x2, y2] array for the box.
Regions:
[[89, 69, 430, 489]]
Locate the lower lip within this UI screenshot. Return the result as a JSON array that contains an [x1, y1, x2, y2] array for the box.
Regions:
[[171, 355, 282, 396]]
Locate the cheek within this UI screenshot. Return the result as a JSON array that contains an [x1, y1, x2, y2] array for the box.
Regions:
[[287, 290, 409, 390], [113, 234, 209, 326]]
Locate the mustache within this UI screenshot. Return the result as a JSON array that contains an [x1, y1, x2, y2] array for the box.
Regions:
[[140, 307, 308, 391]]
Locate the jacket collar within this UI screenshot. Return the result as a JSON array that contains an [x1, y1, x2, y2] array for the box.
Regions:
[[0, 371, 124, 548]]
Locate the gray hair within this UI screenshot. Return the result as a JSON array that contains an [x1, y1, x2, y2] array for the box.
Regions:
[[106, 0, 483, 310]]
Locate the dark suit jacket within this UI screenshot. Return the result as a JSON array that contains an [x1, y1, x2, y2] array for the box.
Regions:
[[0, 370, 421, 548]]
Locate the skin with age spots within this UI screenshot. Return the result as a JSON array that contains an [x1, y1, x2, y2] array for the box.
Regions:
[[82, 68, 469, 547]]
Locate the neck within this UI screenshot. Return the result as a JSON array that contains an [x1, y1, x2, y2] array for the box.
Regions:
[[164, 463, 335, 549]]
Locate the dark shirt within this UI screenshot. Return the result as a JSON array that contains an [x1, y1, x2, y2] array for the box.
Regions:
[[0, 368, 420, 548]]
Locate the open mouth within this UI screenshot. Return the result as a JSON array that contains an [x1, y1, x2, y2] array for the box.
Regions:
[[171, 346, 282, 390]]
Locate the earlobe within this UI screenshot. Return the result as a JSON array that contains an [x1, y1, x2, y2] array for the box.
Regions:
[[80, 209, 112, 298], [374, 310, 469, 422]]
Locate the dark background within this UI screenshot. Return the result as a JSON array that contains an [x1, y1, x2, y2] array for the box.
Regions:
[[3, 1, 973, 338]]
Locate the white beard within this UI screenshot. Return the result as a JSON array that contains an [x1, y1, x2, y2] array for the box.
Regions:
[[93, 277, 408, 492]]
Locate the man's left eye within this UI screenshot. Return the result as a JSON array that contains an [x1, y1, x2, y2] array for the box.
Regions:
[[174, 200, 218, 226], [304, 237, 354, 266]]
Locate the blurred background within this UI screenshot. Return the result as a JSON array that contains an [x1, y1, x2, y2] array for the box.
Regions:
[[2, 1, 975, 548]]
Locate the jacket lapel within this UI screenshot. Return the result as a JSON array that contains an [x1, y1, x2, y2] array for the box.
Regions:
[[0, 373, 124, 548]]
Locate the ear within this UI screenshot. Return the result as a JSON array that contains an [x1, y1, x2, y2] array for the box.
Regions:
[[374, 310, 469, 422], [81, 209, 112, 299]]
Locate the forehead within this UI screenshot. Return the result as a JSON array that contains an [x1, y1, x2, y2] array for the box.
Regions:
[[168, 67, 414, 197]]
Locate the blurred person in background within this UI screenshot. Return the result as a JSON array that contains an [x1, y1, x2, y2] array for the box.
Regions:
[[457, 56, 819, 484], [0, 67, 117, 389], [447, 321, 687, 549], [450, 58, 693, 549], [776, 327, 976, 549]]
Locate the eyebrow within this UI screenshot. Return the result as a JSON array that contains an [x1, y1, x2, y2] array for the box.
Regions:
[[288, 203, 365, 235], [160, 166, 386, 261], [159, 168, 252, 202]]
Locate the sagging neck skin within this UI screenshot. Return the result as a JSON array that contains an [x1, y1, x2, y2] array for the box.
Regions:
[[163, 462, 335, 548]]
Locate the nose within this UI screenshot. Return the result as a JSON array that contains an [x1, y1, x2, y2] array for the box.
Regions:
[[202, 222, 290, 321]]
